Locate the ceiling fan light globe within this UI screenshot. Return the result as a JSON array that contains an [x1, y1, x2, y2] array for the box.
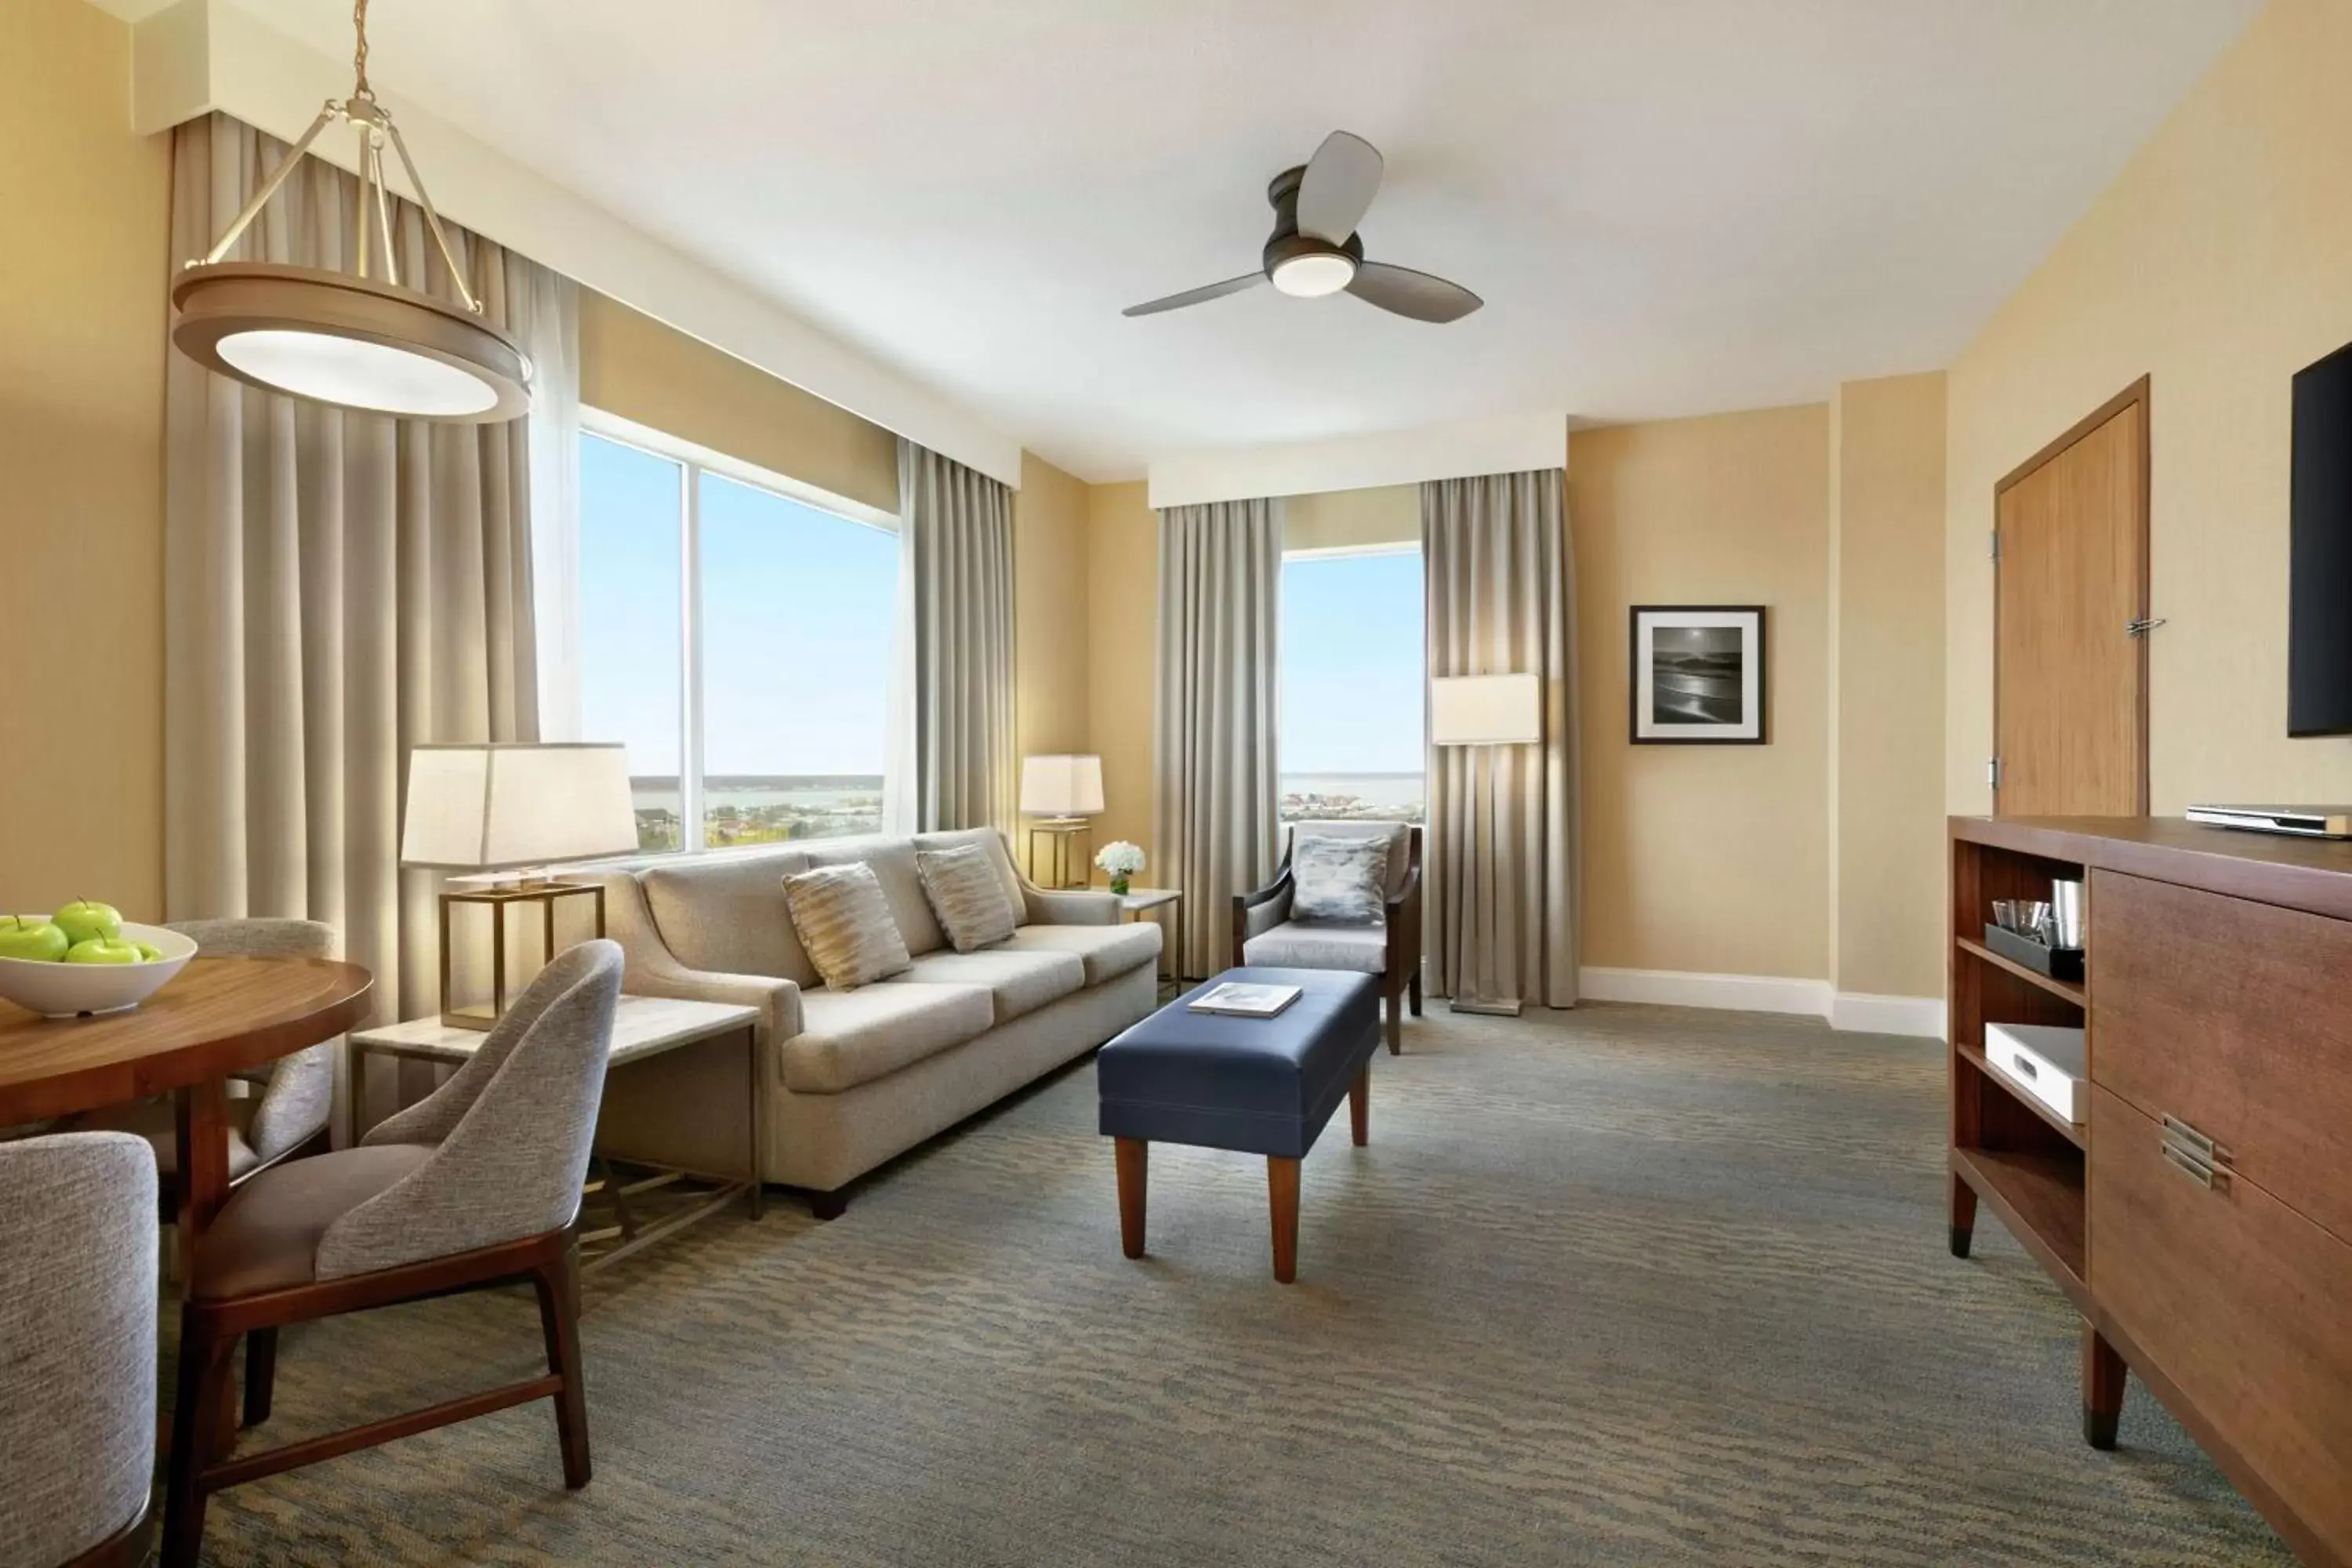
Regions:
[[1270, 252, 1357, 299]]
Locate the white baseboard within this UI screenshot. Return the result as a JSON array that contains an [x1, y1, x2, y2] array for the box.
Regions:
[[1577, 966, 1832, 1018], [1828, 991, 1947, 1039], [1577, 966, 1944, 1039]]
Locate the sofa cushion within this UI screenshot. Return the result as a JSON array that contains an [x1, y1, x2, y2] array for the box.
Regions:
[[641, 849, 815, 984], [916, 844, 1019, 953], [802, 839, 946, 956], [1242, 920, 1388, 975], [783, 862, 913, 991], [1000, 921, 1161, 986], [779, 983, 994, 1094], [896, 948, 1084, 1025], [1290, 833, 1392, 924], [912, 827, 1027, 918]]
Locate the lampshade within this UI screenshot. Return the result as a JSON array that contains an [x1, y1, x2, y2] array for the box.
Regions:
[[1020, 754, 1105, 818], [400, 744, 639, 870], [1430, 673, 1541, 746]]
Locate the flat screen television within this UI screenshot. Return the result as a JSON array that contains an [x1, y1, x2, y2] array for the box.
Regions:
[[2289, 340, 2352, 735]]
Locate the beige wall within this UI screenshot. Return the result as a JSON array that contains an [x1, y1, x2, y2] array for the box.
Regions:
[[1571, 406, 1832, 980], [1947, 0, 2352, 816], [1013, 451, 1091, 768], [1831, 374, 1947, 997], [0, 0, 171, 915], [1283, 484, 1418, 552], [579, 289, 898, 517], [1084, 481, 1159, 868]]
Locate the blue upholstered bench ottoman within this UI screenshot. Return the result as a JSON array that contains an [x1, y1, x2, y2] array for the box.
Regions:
[[1096, 966, 1383, 1283]]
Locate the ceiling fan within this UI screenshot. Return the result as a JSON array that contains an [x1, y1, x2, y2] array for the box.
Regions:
[[1123, 131, 1483, 324]]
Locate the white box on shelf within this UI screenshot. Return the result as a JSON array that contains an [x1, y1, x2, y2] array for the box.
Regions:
[[1984, 1022, 2088, 1125]]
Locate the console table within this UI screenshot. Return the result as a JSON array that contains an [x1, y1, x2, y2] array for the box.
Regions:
[[1948, 816, 2352, 1565], [353, 995, 762, 1271]]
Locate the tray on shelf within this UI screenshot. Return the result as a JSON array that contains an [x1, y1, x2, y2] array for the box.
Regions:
[[1982, 921, 2084, 982]]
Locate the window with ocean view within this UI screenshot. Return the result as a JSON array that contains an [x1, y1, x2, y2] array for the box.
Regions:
[[1279, 546, 1425, 824], [577, 423, 894, 852]]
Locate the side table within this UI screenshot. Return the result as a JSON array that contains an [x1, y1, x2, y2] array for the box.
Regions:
[[350, 995, 763, 1271], [1114, 887, 1182, 982]]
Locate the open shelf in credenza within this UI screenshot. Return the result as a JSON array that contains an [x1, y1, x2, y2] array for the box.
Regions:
[[1950, 1144, 2088, 1310], [1955, 935, 2085, 1007], [1955, 1038, 2085, 1150]]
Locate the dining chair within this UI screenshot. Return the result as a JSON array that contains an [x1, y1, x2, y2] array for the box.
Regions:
[[160, 938, 624, 1568], [0, 1133, 160, 1568], [74, 918, 342, 1205]]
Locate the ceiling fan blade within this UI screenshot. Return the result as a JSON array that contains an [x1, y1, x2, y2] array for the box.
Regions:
[[1346, 261, 1483, 324], [1294, 131, 1384, 244], [1122, 273, 1266, 318]]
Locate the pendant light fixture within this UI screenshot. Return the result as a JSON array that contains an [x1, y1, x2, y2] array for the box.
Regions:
[[170, 0, 531, 423]]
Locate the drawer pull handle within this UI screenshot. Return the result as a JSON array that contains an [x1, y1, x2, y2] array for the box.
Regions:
[[2161, 1113, 2216, 1160], [2160, 1141, 2216, 1188]]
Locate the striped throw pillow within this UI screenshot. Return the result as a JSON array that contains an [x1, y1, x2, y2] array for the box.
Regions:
[[782, 862, 912, 990], [916, 844, 1018, 953]]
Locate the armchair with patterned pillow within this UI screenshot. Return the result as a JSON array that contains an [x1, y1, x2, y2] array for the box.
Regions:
[[1232, 821, 1423, 1054]]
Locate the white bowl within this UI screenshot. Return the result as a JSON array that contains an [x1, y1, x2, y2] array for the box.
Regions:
[[0, 922, 198, 1018]]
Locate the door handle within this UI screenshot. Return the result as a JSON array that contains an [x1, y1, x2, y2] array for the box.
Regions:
[[2126, 617, 2167, 637]]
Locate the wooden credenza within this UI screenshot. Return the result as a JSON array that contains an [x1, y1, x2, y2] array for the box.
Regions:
[[1949, 817, 2352, 1566]]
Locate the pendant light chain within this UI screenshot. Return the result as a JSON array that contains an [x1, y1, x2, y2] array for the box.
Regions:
[[352, 0, 372, 98]]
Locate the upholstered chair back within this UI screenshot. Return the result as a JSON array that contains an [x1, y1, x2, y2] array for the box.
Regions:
[[167, 917, 341, 1163], [319, 939, 624, 1279], [0, 1133, 158, 1566], [1281, 821, 1417, 900]]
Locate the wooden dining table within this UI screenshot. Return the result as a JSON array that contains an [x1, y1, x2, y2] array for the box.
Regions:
[[0, 956, 375, 1251]]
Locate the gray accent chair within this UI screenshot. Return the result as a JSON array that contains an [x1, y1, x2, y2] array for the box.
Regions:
[[1234, 822, 1424, 1054], [74, 918, 342, 1200], [0, 1133, 159, 1568], [161, 940, 625, 1568]]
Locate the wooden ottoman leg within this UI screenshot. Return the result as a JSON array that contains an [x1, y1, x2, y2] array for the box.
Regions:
[[1116, 1138, 1149, 1259], [1350, 1066, 1370, 1147], [1268, 1156, 1301, 1283]]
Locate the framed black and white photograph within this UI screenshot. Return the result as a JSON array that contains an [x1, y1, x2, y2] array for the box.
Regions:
[[1629, 606, 1767, 744]]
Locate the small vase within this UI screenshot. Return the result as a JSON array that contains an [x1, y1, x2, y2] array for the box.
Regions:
[[1109, 875, 1131, 897]]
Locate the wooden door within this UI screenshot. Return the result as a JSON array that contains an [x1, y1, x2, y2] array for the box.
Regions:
[[1994, 379, 2150, 816]]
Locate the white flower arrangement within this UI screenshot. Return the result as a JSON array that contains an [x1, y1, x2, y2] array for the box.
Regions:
[[1094, 841, 1145, 877]]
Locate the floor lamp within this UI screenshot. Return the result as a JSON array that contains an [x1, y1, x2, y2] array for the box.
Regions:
[[1429, 673, 1542, 1017]]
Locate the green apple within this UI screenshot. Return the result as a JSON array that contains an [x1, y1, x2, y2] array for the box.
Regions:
[[54, 899, 123, 945], [65, 935, 142, 965], [0, 915, 69, 963], [133, 942, 162, 963]]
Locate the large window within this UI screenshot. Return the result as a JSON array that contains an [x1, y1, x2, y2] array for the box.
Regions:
[[577, 419, 895, 852], [1279, 546, 1425, 823]]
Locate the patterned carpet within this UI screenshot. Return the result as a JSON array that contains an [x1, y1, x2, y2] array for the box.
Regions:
[[176, 1003, 2290, 1566]]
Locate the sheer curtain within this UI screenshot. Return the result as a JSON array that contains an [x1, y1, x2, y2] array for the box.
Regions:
[[1422, 470, 1579, 1008], [164, 113, 577, 1136], [889, 440, 1017, 835], [1153, 497, 1283, 978]]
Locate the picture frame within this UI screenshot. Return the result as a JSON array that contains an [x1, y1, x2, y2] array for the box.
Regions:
[[1628, 605, 1768, 745]]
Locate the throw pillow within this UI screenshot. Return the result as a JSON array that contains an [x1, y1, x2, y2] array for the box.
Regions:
[[916, 844, 1019, 953], [1290, 833, 1392, 925], [782, 862, 913, 990]]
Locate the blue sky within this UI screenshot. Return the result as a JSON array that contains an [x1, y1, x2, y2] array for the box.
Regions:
[[582, 427, 1424, 782], [579, 434, 895, 779], [1280, 550, 1425, 775]]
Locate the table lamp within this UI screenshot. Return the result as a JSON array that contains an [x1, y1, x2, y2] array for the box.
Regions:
[[1019, 754, 1105, 889], [401, 742, 640, 1028], [1429, 674, 1542, 1016]]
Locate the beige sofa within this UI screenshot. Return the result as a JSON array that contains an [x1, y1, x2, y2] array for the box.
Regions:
[[590, 827, 1159, 1215]]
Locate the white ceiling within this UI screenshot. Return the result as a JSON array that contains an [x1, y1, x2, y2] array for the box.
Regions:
[[196, 0, 2255, 480]]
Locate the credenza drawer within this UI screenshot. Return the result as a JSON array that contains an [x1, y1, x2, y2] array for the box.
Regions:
[[2089, 869, 2352, 1243], [2089, 1084, 2352, 1558]]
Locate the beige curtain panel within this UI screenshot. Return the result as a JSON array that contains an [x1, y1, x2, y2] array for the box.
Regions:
[[1422, 470, 1581, 1008], [898, 441, 1018, 837], [1153, 497, 1283, 978], [164, 114, 575, 1137]]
